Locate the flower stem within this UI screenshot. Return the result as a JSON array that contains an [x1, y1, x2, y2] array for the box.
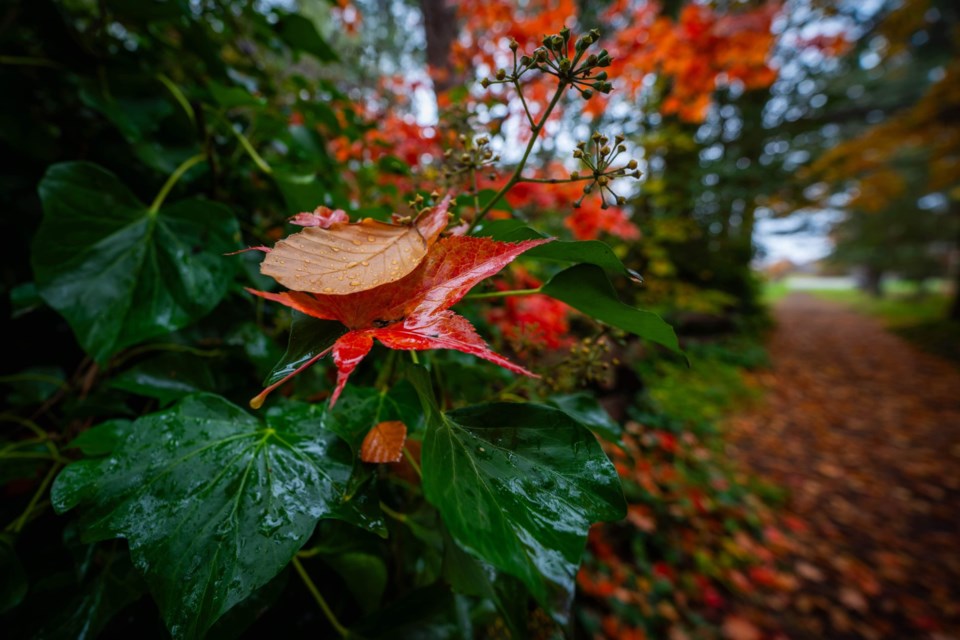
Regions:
[[465, 287, 541, 300], [148, 154, 206, 214], [468, 83, 568, 232], [291, 557, 348, 638], [518, 175, 594, 184]]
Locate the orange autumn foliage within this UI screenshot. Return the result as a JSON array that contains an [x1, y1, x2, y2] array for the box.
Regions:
[[453, 0, 780, 124]]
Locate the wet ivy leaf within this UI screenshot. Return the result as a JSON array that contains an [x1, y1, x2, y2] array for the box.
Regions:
[[265, 312, 346, 388], [422, 402, 626, 616], [275, 14, 338, 62], [304, 521, 387, 614], [541, 264, 680, 354], [0, 365, 66, 406], [78, 83, 172, 145], [51, 394, 354, 639], [475, 219, 642, 281], [110, 352, 217, 405], [0, 535, 27, 614], [349, 584, 465, 640], [441, 528, 531, 638], [326, 381, 423, 451], [33, 162, 239, 363], [33, 549, 146, 640], [206, 571, 288, 640], [272, 171, 329, 216], [208, 81, 266, 109], [321, 382, 423, 537], [545, 392, 623, 444], [9, 281, 42, 317], [67, 418, 134, 456]]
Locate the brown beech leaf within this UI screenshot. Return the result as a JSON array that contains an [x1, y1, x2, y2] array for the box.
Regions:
[[360, 420, 407, 463], [260, 196, 451, 295]]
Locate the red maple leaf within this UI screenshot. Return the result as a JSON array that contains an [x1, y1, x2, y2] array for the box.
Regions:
[[247, 235, 551, 407]]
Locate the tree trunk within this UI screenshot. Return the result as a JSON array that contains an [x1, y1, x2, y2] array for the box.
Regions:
[[418, 0, 462, 95], [950, 255, 960, 320], [863, 266, 884, 298], [950, 208, 960, 321]]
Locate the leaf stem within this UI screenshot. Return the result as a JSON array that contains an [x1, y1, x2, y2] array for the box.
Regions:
[[110, 342, 226, 370], [157, 73, 195, 125], [229, 122, 273, 175], [0, 374, 68, 389], [378, 501, 408, 522], [148, 154, 206, 214], [0, 55, 62, 68], [468, 83, 568, 232], [0, 452, 61, 461], [249, 345, 334, 409], [374, 351, 398, 392], [291, 556, 348, 638], [10, 462, 61, 533], [402, 446, 422, 478], [465, 287, 541, 300]]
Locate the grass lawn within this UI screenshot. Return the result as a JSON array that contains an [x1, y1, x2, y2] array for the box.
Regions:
[[765, 281, 960, 365]]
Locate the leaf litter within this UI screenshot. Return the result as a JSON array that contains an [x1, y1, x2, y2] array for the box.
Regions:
[[724, 294, 960, 639]]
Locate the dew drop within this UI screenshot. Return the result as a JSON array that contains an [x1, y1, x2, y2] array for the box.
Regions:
[[367, 235, 376, 242], [361, 261, 369, 266], [346, 261, 358, 268], [323, 287, 333, 293], [350, 281, 361, 287]]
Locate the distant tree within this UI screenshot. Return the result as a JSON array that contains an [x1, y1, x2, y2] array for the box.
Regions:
[[794, 0, 960, 313]]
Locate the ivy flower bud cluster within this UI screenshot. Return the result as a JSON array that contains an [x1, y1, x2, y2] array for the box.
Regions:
[[571, 133, 642, 209], [442, 134, 500, 185], [480, 27, 614, 101]]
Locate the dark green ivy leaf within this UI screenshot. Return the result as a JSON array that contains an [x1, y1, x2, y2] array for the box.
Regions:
[[541, 264, 681, 354], [51, 394, 355, 639], [422, 402, 626, 618], [275, 14, 339, 62], [545, 392, 623, 444], [474, 219, 642, 281], [265, 311, 346, 387], [0, 535, 27, 614], [33, 162, 239, 363], [349, 584, 466, 640], [110, 352, 217, 405], [66, 418, 134, 457], [326, 381, 424, 451], [33, 548, 146, 640]]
